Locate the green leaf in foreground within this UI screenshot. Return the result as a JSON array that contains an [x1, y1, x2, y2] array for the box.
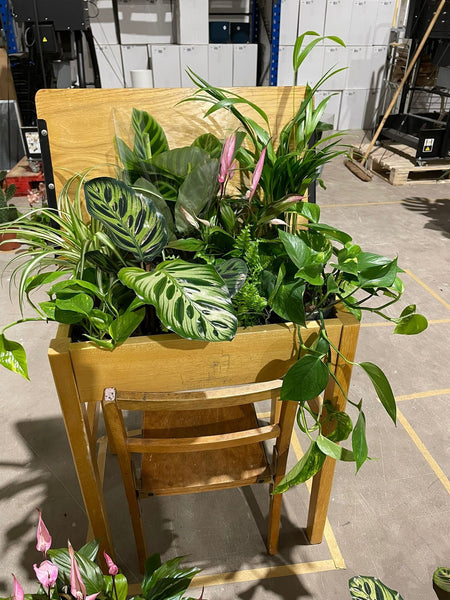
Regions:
[[348, 575, 405, 600], [0, 333, 29, 379], [316, 434, 355, 461], [352, 409, 368, 472], [274, 441, 326, 493], [394, 304, 428, 335], [119, 260, 237, 342], [360, 362, 396, 424], [281, 354, 329, 403]]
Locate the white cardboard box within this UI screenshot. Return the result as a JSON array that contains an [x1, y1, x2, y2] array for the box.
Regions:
[[180, 45, 208, 87], [314, 90, 342, 129], [339, 88, 368, 129], [175, 0, 209, 44], [208, 44, 233, 87], [324, 0, 352, 44], [322, 45, 348, 89], [279, 0, 300, 45], [295, 44, 325, 85], [298, 0, 326, 38], [121, 45, 150, 87], [119, 1, 173, 45], [95, 43, 125, 88], [371, 45, 388, 89], [90, 0, 118, 45], [233, 44, 258, 86], [151, 45, 181, 87], [277, 45, 294, 86], [347, 0, 378, 46], [374, 0, 396, 45], [364, 88, 381, 129], [346, 45, 373, 89]]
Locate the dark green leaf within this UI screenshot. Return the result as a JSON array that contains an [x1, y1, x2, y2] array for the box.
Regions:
[[133, 177, 175, 239], [55, 293, 94, 316], [274, 441, 326, 492], [48, 547, 104, 595], [308, 222, 352, 244], [24, 271, 65, 294], [215, 258, 248, 297], [296, 201, 320, 223], [152, 147, 209, 177], [84, 177, 168, 263], [0, 333, 29, 379], [119, 260, 237, 342], [109, 308, 145, 344], [360, 362, 396, 424], [281, 354, 329, 403], [352, 410, 368, 472], [324, 404, 353, 442], [358, 257, 399, 289], [349, 575, 405, 599], [175, 159, 220, 234], [78, 539, 100, 561], [191, 133, 223, 158], [271, 280, 306, 326]]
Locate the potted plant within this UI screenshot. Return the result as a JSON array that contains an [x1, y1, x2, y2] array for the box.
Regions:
[[0, 170, 20, 251], [0, 33, 428, 555]]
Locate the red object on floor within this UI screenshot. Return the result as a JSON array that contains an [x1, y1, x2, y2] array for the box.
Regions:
[[5, 157, 44, 196]]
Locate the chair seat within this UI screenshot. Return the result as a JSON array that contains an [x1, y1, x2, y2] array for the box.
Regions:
[[139, 404, 271, 496]]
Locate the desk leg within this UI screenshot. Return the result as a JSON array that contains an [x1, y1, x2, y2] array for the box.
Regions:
[[306, 316, 360, 544], [48, 341, 114, 560]]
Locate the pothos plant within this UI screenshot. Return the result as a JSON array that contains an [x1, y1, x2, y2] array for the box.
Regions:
[[5, 511, 201, 600], [0, 32, 427, 488]]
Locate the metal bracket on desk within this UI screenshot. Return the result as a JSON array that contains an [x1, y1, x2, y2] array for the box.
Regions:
[[38, 118, 58, 214]]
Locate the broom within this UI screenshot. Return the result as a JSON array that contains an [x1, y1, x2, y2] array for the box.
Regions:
[[344, 0, 446, 182]]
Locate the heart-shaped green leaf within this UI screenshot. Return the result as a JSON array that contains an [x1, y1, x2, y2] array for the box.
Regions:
[[394, 305, 428, 335], [0, 333, 29, 379], [84, 177, 168, 263], [109, 308, 145, 344], [119, 260, 237, 341], [316, 434, 354, 461], [281, 354, 329, 403], [274, 441, 326, 493]]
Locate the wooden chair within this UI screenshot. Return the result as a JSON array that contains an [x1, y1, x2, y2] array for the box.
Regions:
[[102, 380, 297, 572]]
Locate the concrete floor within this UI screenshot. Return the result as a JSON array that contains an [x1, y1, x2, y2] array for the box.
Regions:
[[0, 140, 449, 600]]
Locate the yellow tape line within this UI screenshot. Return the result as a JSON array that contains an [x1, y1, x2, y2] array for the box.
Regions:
[[404, 270, 450, 310], [396, 389, 450, 402], [397, 409, 450, 494]]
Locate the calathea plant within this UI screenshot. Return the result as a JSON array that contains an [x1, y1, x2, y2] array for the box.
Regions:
[[0, 32, 427, 487]]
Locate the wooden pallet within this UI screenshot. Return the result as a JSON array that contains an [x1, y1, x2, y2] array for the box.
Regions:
[[355, 143, 450, 185]]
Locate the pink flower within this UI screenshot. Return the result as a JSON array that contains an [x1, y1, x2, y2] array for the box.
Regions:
[[12, 575, 23, 600], [103, 551, 118, 576], [68, 541, 99, 600], [33, 560, 58, 590], [218, 134, 236, 192], [247, 147, 267, 202], [36, 509, 52, 556]]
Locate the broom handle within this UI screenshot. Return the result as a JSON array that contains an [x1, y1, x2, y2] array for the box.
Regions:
[[362, 0, 446, 163]]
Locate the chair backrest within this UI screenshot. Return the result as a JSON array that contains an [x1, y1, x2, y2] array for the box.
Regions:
[[102, 379, 289, 459], [35, 86, 307, 196]]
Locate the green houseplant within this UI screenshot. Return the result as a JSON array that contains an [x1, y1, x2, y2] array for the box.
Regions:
[[0, 32, 427, 491], [5, 511, 201, 600]]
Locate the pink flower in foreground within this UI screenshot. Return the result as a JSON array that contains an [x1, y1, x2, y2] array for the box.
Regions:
[[36, 509, 52, 556], [247, 146, 267, 202], [68, 541, 99, 600], [33, 560, 58, 590], [103, 551, 119, 576], [218, 134, 236, 192], [12, 575, 24, 600]]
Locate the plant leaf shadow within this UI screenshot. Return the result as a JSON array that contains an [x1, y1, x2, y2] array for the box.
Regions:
[[401, 197, 450, 238]]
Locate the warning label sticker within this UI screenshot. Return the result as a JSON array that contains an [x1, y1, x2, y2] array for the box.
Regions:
[[423, 138, 434, 152]]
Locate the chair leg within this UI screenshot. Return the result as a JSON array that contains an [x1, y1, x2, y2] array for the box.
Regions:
[[267, 488, 283, 555], [127, 492, 148, 573]]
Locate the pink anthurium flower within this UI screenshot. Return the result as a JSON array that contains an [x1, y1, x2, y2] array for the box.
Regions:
[[12, 575, 24, 600], [103, 551, 118, 576], [218, 134, 236, 193], [36, 509, 52, 556], [33, 560, 58, 590], [68, 541, 99, 600], [246, 146, 267, 202]]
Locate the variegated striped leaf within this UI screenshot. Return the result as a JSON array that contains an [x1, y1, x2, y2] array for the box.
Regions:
[[131, 108, 169, 160], [118, 259, 237, 341], [349, 576, 405, 600], [84, 177, 168, 263], [152, 147, 210, 177]]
